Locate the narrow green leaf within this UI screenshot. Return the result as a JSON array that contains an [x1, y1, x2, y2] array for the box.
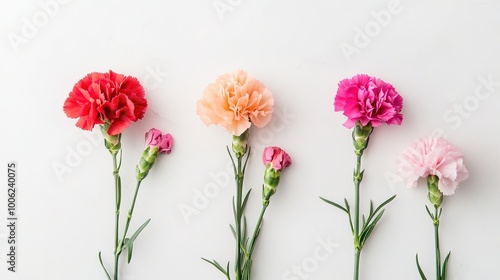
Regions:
[[441, 251, 451, 280], [344, 198, 350, 212], [359, 224, 374, 246], [348, 212, 354, 235], [127, 241, 134, 263], [416, 254, 428, 280], [202, 258, 230, 279], [319, 197, 348, 214], [226, 146, 237, 175], [242, 216, 248, 243], [98, 251, 111, 280], [241, 189, 252, 212], [129, 219, 151, 244], [364, 195, 396, 226], [372, 195, 396, 216], [122, 219, 151, 264], [232, 197, 237, 220], [229, 224, 236, 239], [360, 210, 385, 245], [117, 149, 123, 169], [242, 147, 251, 173], [425, 205, 434, 220], [369, 200, 374, 216]]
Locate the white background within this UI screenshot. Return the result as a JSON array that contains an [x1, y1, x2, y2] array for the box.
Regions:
[[1, 0, 499, 279]]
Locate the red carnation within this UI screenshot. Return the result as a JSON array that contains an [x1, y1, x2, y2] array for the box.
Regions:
[[63, 70, 147, 135]]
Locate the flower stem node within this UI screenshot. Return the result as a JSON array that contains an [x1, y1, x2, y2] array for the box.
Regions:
[[427, 175, 443, 207], [232, 129, 249, 159]]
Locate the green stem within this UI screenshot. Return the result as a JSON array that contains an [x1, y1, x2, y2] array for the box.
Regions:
[[354, 153, 361, 239], [354, 249, 361, 280], [242, 204, 267, 280], [248, 204, 268, 259], [111, 152, 121, 280], [353, 151, 363, 280], [118, 180, 143, 253], [434, 205, 441, 280], [235, 156, 244, 280]]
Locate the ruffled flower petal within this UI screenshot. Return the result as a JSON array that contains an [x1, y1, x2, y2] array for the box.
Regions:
[[197, 70, 274, 136], [334, 74, 403, 128], [397, 137, 469, 196]]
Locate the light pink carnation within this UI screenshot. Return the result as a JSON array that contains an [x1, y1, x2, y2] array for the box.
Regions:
[[334, 74, 403, 128], [196, 70, 274, 136], [397, 137, 469, 195]]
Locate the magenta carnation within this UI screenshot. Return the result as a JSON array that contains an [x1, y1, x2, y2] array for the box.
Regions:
[[334, 74, 403, 128], [145, 128, 173, 154], [262, 146, 292, 171], [397, 137, 469, 195]]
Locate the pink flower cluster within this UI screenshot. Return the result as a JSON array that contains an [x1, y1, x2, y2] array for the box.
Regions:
[[397, 137, 469, 195], [334, 74, 403, 128]]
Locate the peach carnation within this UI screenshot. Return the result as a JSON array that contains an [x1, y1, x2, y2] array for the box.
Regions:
[[196, 70, 274, 136]]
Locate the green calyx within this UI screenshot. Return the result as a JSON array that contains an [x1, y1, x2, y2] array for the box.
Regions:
[[100, 124, 121, 155], [232, 129, 249, 159], [352, 122, 373, 156], [262, 165, 281, 206], [136, 146, 159, 182], [427, 175, 443, 207]]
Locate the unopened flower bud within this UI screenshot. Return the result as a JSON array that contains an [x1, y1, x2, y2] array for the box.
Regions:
[[136, 128, 173, 181], [262, 146, 292, 206]]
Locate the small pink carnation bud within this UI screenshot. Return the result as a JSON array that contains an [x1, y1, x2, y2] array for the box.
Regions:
[[145, 128, 173, 154], [262, 146, 292, 171], [136, 128, 173, 181], [262, 146, 292, 206]]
